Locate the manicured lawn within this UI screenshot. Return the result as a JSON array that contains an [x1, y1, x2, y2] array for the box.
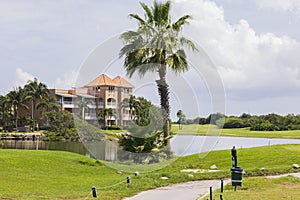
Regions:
[[206, 175, 300, 200], [171, 124, 300, 139], [1, 144, 300, 199]]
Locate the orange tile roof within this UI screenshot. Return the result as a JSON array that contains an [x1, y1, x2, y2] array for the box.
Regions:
[[86, 74, 116, 87], [113, 76, 134, 88]]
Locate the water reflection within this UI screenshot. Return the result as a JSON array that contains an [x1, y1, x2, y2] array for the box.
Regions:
[[2, 136, 300, 160]]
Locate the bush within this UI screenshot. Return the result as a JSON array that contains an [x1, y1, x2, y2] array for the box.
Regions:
[[222, 117, 247, 128], [107, 125, 121, 130], [250, 121, 280, 131]]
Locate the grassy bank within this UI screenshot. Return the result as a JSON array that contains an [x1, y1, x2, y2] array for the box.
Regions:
[[171, 124, 300, 139], [1, 144, 300, 199], [206, 175, 300, 200]]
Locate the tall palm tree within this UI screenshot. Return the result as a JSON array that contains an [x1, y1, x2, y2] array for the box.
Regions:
[[0, 95, 11, 131], [6, 87, 29, 130], [98, 108, 115, 128], [77, 98, 94, 120], [176, 109, 185, 130], [120, 1, 196, 143], [37, 96, 60, 113], [25, 78, 49, 126]]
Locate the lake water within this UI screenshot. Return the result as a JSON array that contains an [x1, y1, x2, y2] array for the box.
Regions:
[[2, 136, 300, 159]]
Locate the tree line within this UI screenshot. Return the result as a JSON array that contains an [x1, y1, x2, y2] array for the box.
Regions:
[[176, 112, 300, 131]]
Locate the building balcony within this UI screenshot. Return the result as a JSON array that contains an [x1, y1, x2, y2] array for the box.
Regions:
[[84, 113, 97, 120], [122, 114, 131, 121], [62, 101, 78, 108], [106, 103, 116, 108]]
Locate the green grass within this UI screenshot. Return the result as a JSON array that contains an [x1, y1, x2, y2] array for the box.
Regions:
[[171, 124, 300, 139], [1, 144, 300, 199], [206, 175, 300, 200]]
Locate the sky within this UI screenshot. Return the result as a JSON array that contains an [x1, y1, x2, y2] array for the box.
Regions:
[[1, 0, 300, 119]]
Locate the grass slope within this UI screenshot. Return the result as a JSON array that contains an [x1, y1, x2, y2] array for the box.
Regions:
[[1, 144, 300, 199], [208, 175, 300, 200], [172, 124, 300, 139]]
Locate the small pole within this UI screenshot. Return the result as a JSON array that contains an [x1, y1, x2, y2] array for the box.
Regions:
[[220, 194, 223, 200], [92, 186, 97, 198], [127, 176, 131, 184], [221, 179, 224, 193], [234, 185, 237, 191], [210, 186, 212, 200]]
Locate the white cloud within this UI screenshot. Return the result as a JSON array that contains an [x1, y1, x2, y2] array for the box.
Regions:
[[53, 70, 79, 89], [173, 0, 300, 100], [14, 68, 34, 88]]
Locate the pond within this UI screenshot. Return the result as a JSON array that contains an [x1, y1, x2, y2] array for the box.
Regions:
[[2, 136, 300, 159]]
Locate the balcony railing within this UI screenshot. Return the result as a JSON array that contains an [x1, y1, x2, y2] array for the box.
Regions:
[[62, 101, 78, 108], [107, 103, 116, 108], [84, 113, 97, 120]]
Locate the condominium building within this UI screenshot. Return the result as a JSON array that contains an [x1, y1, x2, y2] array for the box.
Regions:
[[50, 74, 134, 126]]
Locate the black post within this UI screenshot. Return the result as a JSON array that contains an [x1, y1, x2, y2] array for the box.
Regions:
[[220, 194, 223, 200], [127, 176, 131, 184], [221, 179, 224, 193], [92, 186, 97, 198], [210, 186, 212, 200], [231, 146, 237, 167]]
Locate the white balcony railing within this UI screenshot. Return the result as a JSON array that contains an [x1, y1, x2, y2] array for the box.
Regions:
[[84, 113, 97, 120], [62, 101, 78, 108], [107, 103, 116, 108]]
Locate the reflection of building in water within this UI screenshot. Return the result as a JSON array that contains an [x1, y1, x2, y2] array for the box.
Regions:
[[2, 140, 118, 161], [49, 74, 134, 126], [84, 140, 118, 161]]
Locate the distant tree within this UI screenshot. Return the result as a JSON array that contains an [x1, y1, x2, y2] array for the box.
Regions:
[[98, 108, 115, 128], [221, 117, 247, 129], [0, 95, 11, 131], [43, 110, 78, 141], [77, 98, 94, 120], [6, 87, 29, 130], [176, 110, 185, 130], [25, 78, 49, 128], [206, 113, 226, 125]]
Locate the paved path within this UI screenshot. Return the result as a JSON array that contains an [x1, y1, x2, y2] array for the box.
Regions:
[[123, 179, 230, 200], [123, 173, 300, 200]]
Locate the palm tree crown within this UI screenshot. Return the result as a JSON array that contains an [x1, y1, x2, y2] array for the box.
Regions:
[[25, 78, 49, 123], [6, 87, 29, 129], [120, 1, 196, 143]]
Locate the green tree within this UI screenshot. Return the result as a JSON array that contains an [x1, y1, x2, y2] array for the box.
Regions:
[[77, 98, 93, 120], [0, 95, 11, 131], [25, 78, 49, 128], [176, 110, 185, 130], [120, 1, 196, 145], [6, 87, 29, 130], [98, 108, 115, 128], [43, 110, 78, 141], [37, 96, 60, 113]]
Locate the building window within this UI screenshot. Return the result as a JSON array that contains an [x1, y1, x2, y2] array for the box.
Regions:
[[109, 86, 115, 93]]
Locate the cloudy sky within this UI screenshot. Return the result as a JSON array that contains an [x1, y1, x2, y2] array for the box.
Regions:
[[1, 0, 300, 119]]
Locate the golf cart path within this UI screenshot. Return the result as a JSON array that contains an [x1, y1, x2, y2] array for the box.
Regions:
[[123, 173, 300, 200]]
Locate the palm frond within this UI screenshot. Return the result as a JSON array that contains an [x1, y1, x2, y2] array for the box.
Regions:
[[167, 49, 188, 73], [140, 2, 153, 23], [172, 15, 191, 31], [129, 14, 146, 25], [180, 37, 198, 51]]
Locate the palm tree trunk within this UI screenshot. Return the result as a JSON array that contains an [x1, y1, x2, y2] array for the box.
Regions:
[[156, 65, 171, 147], [31, 100, 34, 120], [15, 110, 18, 130]]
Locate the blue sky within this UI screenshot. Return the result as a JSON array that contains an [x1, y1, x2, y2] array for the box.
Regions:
[[1, 0, 300, 119]]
